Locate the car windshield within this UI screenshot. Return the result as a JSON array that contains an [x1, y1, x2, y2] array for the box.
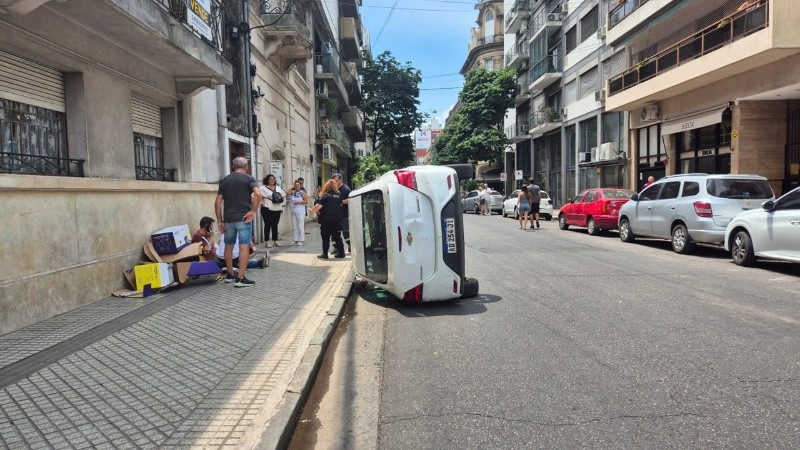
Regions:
[[602, 189, 636, 199], [360, 190, 388, 283], [491, 190, 501, 195], [706, 179, 773, 199]]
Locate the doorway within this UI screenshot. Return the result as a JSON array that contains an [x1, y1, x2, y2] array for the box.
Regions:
[[786, 107, 800, 193]]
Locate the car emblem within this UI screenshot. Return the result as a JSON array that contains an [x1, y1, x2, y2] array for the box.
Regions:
[[407, 232, 413, 245]]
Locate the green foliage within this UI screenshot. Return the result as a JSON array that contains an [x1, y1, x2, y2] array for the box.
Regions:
[[434, 67, 515, 166], [462, 178, 478, 192], [362, 50, 426, 167], [352, 153, 393, 188]]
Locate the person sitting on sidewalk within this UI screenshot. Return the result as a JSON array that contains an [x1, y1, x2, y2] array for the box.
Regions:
[[214, 234, 266, 274], [191, 216, 217, 259]]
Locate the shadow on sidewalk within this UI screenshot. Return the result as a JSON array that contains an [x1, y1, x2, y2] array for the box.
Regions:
[[356, 285, 501, 317]]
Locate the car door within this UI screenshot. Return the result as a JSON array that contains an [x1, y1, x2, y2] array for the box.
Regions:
[[629, 183, 663, 236], [758, 188, 800, 259], [580, 190, 598, 226], [566, 191, 587, 224], [505, 190, 519, 214], [462, 191, 478, 212], [650, 181, 682, 238]]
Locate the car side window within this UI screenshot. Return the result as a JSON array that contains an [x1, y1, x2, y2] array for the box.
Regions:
[[681, 182, 700, 197], [639, 184, 661, 201], [658, 181, 681, 200], [775, 189, 800, 210], [582, 190, 595, 202], [467, 192, 477, 198], [591, 191, 599, 202]]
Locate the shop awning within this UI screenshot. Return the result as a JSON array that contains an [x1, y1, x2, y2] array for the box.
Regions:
[[661, 106, 728, 135]]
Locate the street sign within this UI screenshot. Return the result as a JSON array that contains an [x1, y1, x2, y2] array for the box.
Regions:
[[500, 172, 506, 182], [515, 170, 523, 181]]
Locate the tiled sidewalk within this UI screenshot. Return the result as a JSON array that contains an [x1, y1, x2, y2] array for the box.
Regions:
[[0, 223, 353, 449]]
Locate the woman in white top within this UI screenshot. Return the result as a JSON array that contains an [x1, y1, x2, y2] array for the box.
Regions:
[[259, 174, 286, 248], [287, 180, 308, 245]]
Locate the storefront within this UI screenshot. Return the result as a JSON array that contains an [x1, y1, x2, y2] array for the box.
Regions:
[[661, 105, 732, 179]]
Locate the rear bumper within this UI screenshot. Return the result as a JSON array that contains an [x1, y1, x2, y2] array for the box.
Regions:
[[688, 219, 726, 244], [593, 215, 620, 228]]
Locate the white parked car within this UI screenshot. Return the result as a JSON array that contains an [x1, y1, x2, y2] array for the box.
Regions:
[[724, 185, 800, 266], [501, 190, 554, 221], [348, 165, 480, 302], [461, 189, 504, 214]]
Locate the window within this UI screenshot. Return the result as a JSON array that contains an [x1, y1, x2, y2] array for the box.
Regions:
[[706, 179, 773, 199], [484, 58, 494, 70], [579, 117, 598, 154], [0, 98, 73, 176], [564, 81, 577, 105], [639, 184, 661, 201], [583, 190, 597, 202], [565, 26, 577, 53], [484, 11, 495, 42], [565, 125, 576, 166], [134, 132, 172, 181], [776, 189, 800, 210], [579, 6, 599, 43], [575, 191, 587, 202], [602, 112, 624, 153], [579, 67, 599, 99], [360, 190, 388, 283], [658, 181, 681, 200], [682, 182, 700, 197]]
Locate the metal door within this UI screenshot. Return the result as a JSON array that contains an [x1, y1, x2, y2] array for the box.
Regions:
[[786, 108, 800, 193]]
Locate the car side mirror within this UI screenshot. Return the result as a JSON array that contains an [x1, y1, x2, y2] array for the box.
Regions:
[[630, 193, 639, 201], [762, 200, 775, 211]]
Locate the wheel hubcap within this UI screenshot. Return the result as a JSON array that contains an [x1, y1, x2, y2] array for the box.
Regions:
[[733, 235, 746, 261], [588, 221, 594, 233], [620, 222, 628, 239], [674, 229, 686, 249]]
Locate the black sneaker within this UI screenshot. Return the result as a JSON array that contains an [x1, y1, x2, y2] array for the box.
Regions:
[[234, 277, 255, 288], [536, 222, 541, 228], [334, 252, 346, 259], [317, 254, 329, 259], [224, 273, 236, 283]]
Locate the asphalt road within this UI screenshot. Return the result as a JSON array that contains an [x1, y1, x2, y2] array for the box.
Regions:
[[290, 211, 800, 449]]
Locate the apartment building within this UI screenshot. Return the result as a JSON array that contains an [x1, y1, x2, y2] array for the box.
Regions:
[[605, 0, 800, 194], [1, 0, 233, 333]]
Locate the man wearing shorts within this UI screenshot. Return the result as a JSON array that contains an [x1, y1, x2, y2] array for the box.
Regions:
[[527, 177, 541, 229], [215, 157, 261, 287]]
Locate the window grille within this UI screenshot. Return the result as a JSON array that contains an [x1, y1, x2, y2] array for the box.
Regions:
[[580, 6, 599, 43], [134, 132, 174, 181], [565, 26, 577, 53], [579, 67, 599, 98]]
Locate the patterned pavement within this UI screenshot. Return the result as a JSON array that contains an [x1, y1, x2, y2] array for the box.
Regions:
[[0, 224, 353, 449]]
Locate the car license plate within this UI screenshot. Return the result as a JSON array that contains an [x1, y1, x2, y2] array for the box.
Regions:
[[443, 218, 457, 254]]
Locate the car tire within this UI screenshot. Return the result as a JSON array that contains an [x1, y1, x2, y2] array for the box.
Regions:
[[731, 230, 756, 266], [514, 207, 519, 220], [587, 217, 597, 235], [671, 224, 695, 254], [460, 277, 479, 299], [545, 214, 552, 221], [474, 204, 480, 215], [558, 214, 569, 230], [447, 164, 474, 182], [619, 218, 635, 243], [502, 209, 508, 218]]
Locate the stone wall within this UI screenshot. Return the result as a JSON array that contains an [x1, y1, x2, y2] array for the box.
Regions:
[[733, 101, 787, 195]]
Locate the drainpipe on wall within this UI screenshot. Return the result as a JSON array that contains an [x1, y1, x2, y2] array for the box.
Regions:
[[243, 0, 257, 180]]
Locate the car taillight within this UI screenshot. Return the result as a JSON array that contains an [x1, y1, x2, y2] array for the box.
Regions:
[[394, 170, 417, 190], [403, 284, 423, 302], [447, 174, 452, 190], [453, 280, 458, 293], [601, 202, 610, 214], [694, 201, 713, 217]]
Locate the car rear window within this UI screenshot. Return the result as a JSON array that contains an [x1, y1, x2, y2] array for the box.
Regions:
[[706, 179, 773, 199], [602, 189, 636, 199], [540, 191, 549, 199], [360, 190, 388, 284], [682, 182, 700, 197]]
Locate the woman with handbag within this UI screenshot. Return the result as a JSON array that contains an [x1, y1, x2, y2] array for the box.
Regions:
[[259, 174, 286, 248]]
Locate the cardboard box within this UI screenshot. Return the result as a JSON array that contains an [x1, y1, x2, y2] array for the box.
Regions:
[[150, 225, 191, 255], [143, 241, 203, 264], [175, 261, 222, 285], [134, 263, 174, 291]]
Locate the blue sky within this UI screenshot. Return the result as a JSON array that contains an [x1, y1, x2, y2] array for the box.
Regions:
[[360, 0, 480, 126]]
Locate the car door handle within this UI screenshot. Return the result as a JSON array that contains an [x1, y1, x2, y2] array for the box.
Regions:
[[646, 206, 653, 211], [791, 220, 800, 226]]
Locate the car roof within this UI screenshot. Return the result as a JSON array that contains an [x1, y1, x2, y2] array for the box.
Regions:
[[659, 173, 768, 181]]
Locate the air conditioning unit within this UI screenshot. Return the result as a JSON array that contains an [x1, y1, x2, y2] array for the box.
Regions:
[[560, 3, 568, 17], [520, 22, 529, 33], [594, 89, 606, 103], [520, 60, 529, 70], [641, 104, 661, 122], [591, 146, 599, 162], [520, 123, 529, 132], [322, 143, 333, 162], [596, 26, 606, 40], [560, 107, 568, 117], [546, 13, 559, 21], [316, 81, 328, 98], [599, 142, 618, 160], [579, 152, 591, 163]]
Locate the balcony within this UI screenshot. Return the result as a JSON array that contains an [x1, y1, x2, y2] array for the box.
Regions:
[[506, 121, 531, 143], [340, 17, 362, 63], [504, 0, 531, 35], [257, 0, 313, 71], [505, 42, 529, 71], [340, 0, 360, 18], [343, 109, 365, 141], [461, 32, 504, 74], [529, 107, 561, 137], [606, 1, 780, 111], [317, 121, 352, 158], [528, 7, 563, 43], [341, 62, 362, 107], [514, 80, 531, 106], [608, 0, 650, 30], [528, 55, 562, 92], [315, 54, 349, 105]]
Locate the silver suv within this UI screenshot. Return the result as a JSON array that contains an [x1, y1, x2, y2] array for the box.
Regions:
[[618, 174, 775, 254]]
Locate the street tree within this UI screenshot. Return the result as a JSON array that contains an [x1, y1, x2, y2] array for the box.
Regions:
[[432, 67, 515, 166], [361, 50, 426, 168]]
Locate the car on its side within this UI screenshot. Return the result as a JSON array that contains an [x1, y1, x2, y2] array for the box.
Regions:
[[348, 165, 480, 302], [558, 188, 637, 235], [724, 185, 800, 266], [461, 189, 505, 215], [618, 173, 775, 254], [501, 190, 554, 221]]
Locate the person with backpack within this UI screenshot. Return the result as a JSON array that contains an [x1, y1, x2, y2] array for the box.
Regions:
[[259, 174, 286, 248]]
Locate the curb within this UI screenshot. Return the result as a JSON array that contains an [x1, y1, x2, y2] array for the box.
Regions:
[[255, 269, 356, 450]]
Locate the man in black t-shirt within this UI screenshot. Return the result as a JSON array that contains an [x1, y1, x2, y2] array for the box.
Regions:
[[332, 174, 352, 253], [215, 157, 261, 287]]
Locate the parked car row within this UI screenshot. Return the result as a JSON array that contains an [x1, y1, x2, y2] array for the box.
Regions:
[[461, 189, 505, 214], [501, 190, 554, 221], [558, 188, 637, 234]]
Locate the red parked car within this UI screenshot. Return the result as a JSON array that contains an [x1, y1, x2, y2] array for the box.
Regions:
[[558, 188, 636, 235]]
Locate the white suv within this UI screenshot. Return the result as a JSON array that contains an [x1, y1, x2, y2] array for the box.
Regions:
[[348, 165, 480, 302], [618, 174, 775, 254]]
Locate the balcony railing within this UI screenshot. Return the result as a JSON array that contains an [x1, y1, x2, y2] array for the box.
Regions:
[[529, 5, 563, 39], [530, 107, 561, 128], [608, 2, 769, 96], [530, 54, 561, 81], [505, 0, 531, 27], [151, 0, 223, 53], [136, 166, 176, 181], [1, 152, 84, 177], [608, 0, 649, 30], [469, 34, 504, 51]]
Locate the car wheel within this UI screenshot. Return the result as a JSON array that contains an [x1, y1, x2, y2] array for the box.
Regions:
[[502, 208, 508, 217], [460, 277, 479, 299], [545, 214, 552, 221], [474, 204, 480, 215], [619, 218, 635, 243], [587, 218, 597, 235], [514, 207, 519, 220], [731, 230, 756, 266], [558, 214, 569, 230], [671, 224, 695, 254]]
